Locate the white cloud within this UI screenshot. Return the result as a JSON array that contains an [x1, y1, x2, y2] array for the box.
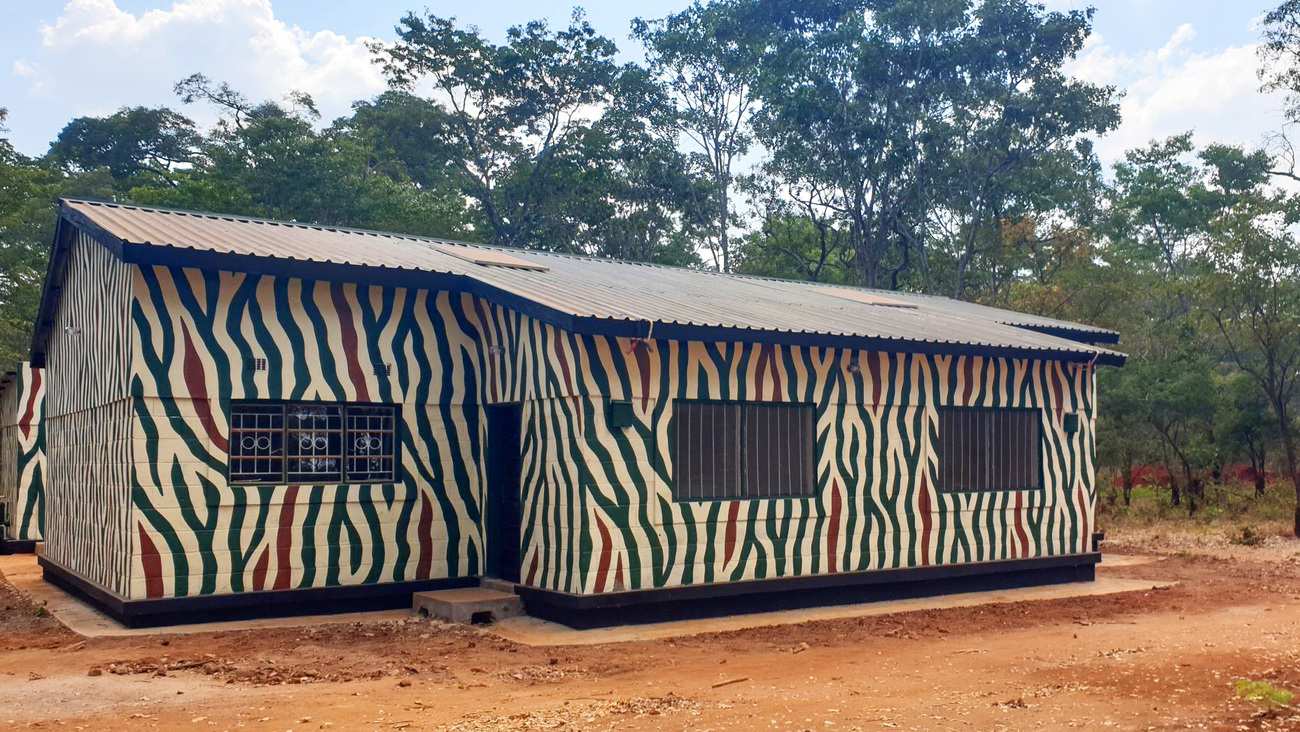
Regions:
[[14, 0, 384, 128], [1068, 23, 1289, 167]]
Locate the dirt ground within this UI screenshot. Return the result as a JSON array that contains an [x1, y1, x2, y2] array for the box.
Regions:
[[4, 531, 1300, 731]]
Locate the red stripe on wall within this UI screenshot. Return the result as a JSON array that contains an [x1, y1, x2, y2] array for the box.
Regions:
[[722, 501, 741, 568], [826, 480, 842, 573], [1051, 364, 1066, 426], [594, 515, 614, 593], [554, 337, 575, 395], [273, 485, 300, 590], [1013, 492, 1031, 559], [330, 283, 371, 402], [417, 493, 434, 580], [917, 474, 933, 566], [1077, 482, 1090, 554], [180, 321, 227, 453], [961, 357, 976, 406], [138, 523, 164, 599], [756, 343, 783, 401], [18, 368, 40, 440], [613, 553, 625, 592], [525, 552, 540, 587]]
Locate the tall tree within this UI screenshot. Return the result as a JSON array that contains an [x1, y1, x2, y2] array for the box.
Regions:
[[633, 1, 758, 271], [372, 10, 626, 249], [1202, 190, 1300, 535], [734, 0, 1117, 292]]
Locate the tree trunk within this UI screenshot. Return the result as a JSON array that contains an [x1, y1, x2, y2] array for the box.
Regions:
[[1280, 417, 1300, 537], [1253, 451, 1267, 497], [1121, 449, 1134, 507]]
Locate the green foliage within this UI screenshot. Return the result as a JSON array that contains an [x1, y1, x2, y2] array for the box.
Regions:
[[1236, 680, 1295, 709], [48, 106, 199, 189]]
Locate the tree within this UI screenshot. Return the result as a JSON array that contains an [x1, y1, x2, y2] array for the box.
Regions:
[[372, 10, 625, 249], [1124, 330, 1219, 512], [152, 75, 470, 238], [633, 2, 758, 272], [48, 106, 199, 188], [1217, 372, 1279, 497], [1202, 192, 1300, 534], [1260, 0, 1300, 124], [733, 0, 1117, 292]]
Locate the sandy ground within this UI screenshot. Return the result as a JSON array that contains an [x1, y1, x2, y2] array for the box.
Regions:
[[3, 534, 1300, 731]]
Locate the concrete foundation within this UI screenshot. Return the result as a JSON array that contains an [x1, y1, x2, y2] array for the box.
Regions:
[[412, 587, 524, 625]]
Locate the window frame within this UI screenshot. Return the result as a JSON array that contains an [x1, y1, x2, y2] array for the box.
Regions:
[[669, 398, 818, 502], [227, 399, 402, 486], [936, 405, 1043, 493]]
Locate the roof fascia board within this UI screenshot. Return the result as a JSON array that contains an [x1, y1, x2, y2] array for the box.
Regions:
[[59, 203, 126, 259], [118, 242, 583, 335], [1009, 323, 1120, 345], [29, 213, 79, 367], [567, 317, 1126, 368]]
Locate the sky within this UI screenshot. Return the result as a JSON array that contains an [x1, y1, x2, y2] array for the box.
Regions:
[[0, 0, 1290, 170]]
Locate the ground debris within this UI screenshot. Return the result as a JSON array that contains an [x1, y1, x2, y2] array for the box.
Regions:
[[434, 695, 702, 731]]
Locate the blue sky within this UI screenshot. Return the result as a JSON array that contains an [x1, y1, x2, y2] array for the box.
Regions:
[[0, 1, 1287, 168]]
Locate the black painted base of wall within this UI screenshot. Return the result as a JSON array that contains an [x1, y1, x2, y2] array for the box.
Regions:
[[517, 554, 1101, 629], [38, 556, 479, 629], [0, 538, 38, 555], [39, 553, 1101, 630]]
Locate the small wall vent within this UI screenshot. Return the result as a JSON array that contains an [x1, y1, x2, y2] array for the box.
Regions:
[[374, 363, 392, 376], [245, 357, 267, 372]]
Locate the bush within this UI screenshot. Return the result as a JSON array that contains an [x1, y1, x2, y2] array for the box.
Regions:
[[1236, 679, 1294, 710], [1230, 525, 1266, 547]]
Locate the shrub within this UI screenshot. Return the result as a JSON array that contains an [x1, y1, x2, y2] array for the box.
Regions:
[[1236, 680, 1294, 710]]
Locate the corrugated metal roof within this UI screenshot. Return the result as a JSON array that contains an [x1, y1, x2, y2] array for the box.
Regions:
[[56, 199, 1123, 365]]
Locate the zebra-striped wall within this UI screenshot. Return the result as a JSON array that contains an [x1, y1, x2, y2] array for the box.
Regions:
[[46, 230, 1097, 602], [0, 363, 45, 542], [483, 306, 1097, 595], [43, 232, 135, 593], [126, 267, 488, 600]]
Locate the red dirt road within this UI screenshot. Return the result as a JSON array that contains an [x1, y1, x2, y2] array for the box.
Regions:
[[3, 544, 1300, 730]]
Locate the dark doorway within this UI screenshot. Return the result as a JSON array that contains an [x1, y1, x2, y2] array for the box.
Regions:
[[485, 404, 523, 583]]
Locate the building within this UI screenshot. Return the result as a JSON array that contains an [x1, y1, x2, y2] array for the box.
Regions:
[[0, 363, 45, 554], [33, 199, 1123, 627]]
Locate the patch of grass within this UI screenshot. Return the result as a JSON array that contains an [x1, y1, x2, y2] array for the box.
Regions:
[[1236, 679, 1295, 710]]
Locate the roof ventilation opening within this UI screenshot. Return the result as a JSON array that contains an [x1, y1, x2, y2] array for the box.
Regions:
[[823, 288, 918, 309], [434, 244, 549, 272]]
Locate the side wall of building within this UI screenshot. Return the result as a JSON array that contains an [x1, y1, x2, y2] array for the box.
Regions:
[[0, 363, 46, 541], [44, 232, 134, 593], [482, 304, 1097, 595]]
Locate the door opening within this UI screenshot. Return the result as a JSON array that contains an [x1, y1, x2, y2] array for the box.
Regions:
[[485, 404, 523, 583]]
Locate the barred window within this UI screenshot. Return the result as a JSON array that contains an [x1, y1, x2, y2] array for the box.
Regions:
[[938, 407, 1041, 492], [673, 401, 815, 501], [229, 401, 399, 485]]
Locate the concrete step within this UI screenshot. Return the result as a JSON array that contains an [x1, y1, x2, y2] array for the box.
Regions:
[[412, 587, 523, 625], [479, 577, 519, 594]]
